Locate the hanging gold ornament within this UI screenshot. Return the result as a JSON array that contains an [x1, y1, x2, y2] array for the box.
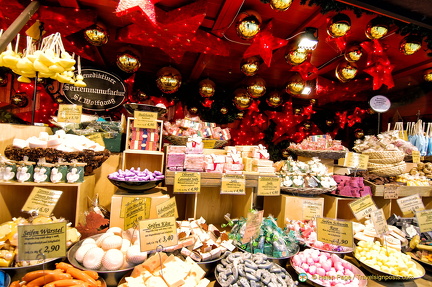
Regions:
[[156, 66, 182, 94], [236, 10, 262, 40], [326, 119, 334, 126], [84, 22, 109, 46], [246, 76, 266, 98], [294, 107, 303, 115], [198, 78, 216, 98], [240, 56, 261, 76], [189, 106, 199, 115], [365, 17, 389, 39], [354, 128, 365, 139], [237, 111, 245, 119], [233, 88, 252, 110], [269, 0, 293, 11], [11, 93, 28, 107], [303, 121, 312, 131], [0, 73, 8, 86], [424, 68, 432, 82], [266, 91, 283, 108], [344, 43, 363, 62], [285, 73, 305, 95], [136, 90, 148, 101], [116, 49, 141, 73], [285, 48, 309, 66], [310, 98, 317, 105], [327, 13, 351, 38], [399, 35, 422, 55], [220, 107, 228, 114], [335, 61, 358, 83]]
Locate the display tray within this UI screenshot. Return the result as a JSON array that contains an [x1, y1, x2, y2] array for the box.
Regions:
[[107, 177, 163, 193], [0, 257, 65, 282], [406, 251, 432, 272], [238, 244, 300, 268], [287, 148, 347, 160], [364, 180, 432, 197], [304, 242, 354, 254]]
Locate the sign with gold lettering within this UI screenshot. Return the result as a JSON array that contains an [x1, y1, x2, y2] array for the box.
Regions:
[[57, 104, 82, 123], [221, 174, 246, 195], [139, 217, 177, 252], [174, 172, 200, 193], [22, 187, 63, 216], [316, 217, 353, 248], [348, 195, 377, 220], [156, 197, 178, 218], [257, 176, 280, 196], [133, 111, 158, 129], [122, 197, 151, 230], [411, 150, 421, 164]]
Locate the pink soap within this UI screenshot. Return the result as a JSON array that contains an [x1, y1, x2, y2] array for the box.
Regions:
[[184, 154, 204, 171], [167, 153, 185, 167]]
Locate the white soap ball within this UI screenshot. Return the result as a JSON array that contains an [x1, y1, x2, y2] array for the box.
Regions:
[[102, 249, 124, 271], [82, 247, 105, 270]]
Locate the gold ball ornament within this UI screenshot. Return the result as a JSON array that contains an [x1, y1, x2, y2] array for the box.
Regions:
[[310, 98, 317, 105], [116, 50, 141, 73], [326, 119, 334, 126], [236, 10, 262, 40], [237, 111, 245, 119], [156, 66, 182, 94], [266, 91, 283, 108], [233, 88, 252, 110], [285, 73, 306, 95], [11, 93, 28, 108], [189, 106, 199, 115], [424, 68, 432, 82], [400, 35, 422, 55], [344, 43, 362, 62], [84, 23, 109, 46], [246, 76, 266, 98], [285, 48, 309, 65], [294, 107, 303, 115], [220, 107, 228, 114], [327, 14, 351, 38], [365, 17, 389, 39], [240, 56, 261, 76], [354, 128, 365, 139], [198, 78, 216, 98], [136, 90, 148, 101], [269, 0, 293, 11], [303, 121, 312, 131], [335, 61, 358, 83]]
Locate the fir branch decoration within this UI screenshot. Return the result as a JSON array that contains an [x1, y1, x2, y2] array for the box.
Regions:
[[299, 0, 368, 17]]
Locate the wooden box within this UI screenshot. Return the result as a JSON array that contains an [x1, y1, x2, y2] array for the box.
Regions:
[[125, 118, 163, 152]]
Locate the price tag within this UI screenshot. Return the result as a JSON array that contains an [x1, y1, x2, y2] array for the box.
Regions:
[[384, 184, 399, 199], [22, 187, 63, 216], [17, 222, 67, 260], [202, 139, 217, 149], [221, 174, 246, 195], [138, 217, 177, 252], [398, 130, 408, 141], [57, 104, 82, 123], [241, 210, 264, 244], [348, 195, 378, 220], [316, 217, 353, 248], [397, 194, 425, 215], [257, 176, 280, 196], [122, 197, 151, 230], [174, 172, 200, 193], [343, 152, 369, 170], [133, 111, 158, 129], [85, 133, 105, 147], [411, 150, 421, 164], [415, 209, 432, 233], [156, 197, 178, 219], [302, 199, 324, 220], [370, 208, 389, 236]]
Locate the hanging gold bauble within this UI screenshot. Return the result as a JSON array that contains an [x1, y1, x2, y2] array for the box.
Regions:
[[246, 76, 266, 98], [424, 68, 432, 82], [0, 73, 8, 86], [269, 0, 293, 11], [294, 107, 302, 115], [335, 61, 358, 83], [266, 91, 283, 108], [189, 106, 199, 115], [198, 78, 216, 98], [237, 111, 245, 119], [233, 88, 252, 110], [310, 98, 317, 105], [11, 93, 28, 108], [344, 43, 363, 62], [136, 90, 148, 101], [285, 73, 305, 95], [303, 121, 312, 131], [84, 22, 109, 46], [327, 13, 351, 38], [399, 35, 422, 55], [326, 119, 334, 126], [116, 50, 141, 73], [240, 56, 261, 76], [236, 10, 262, 40], [365, 17, 389, 39], [156, 66, 182, 94], [285, 48, 309, 66], [354, 128, 365, 139], [220, 107, 228, 114]]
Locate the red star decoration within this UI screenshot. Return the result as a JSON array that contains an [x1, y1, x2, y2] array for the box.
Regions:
[[115, 0, 157, 26], [243, 22, 288, 67]]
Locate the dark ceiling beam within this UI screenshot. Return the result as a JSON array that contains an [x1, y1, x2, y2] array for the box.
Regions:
[[393, 58, 432, 78], [188, 54, 212, 82], [57, 0, 80, 9]]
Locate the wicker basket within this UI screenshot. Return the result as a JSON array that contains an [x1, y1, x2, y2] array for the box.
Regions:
[[368, 162, 406, 177], [4, 145, 110, 176], [280, 185, 337, 196], [367, 162, 401, 169], [287, 148, 347, 160], [362, 150, 405, 160], [164, 135, 228, 149]]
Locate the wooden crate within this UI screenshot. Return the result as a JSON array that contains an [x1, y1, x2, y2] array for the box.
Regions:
[[365, 180, 432, 197]]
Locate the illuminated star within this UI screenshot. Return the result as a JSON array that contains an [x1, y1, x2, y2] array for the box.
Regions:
[[115, 0, 157, 26]]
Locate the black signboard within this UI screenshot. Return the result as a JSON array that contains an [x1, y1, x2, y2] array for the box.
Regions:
[[61, 69, 126, 111]]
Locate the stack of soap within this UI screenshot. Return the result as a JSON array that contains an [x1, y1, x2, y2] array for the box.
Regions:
[[166, 146, 186, 171], [331, 175, 371, 197]]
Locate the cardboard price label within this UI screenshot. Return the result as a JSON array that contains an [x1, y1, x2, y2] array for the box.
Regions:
[[348, 195, 377, 220], [156, 197, 178, 219], [383, 184, 399, 199], [302, 199, 324, 220], [411, 150, 421, 164], [85, 133, 105, 147], [371, 208, 389, 236], [174, 172, 200, 193], [122, 197, 151, 230], [17, 222, 67, 260], [133, 111, 158, 129], [343, 152, 369, 170], [22, 187, 63, 216], [202, 139, 217, 149], [257, 176, 280, 196], [241, 210, 264, 244], [397, 194, 425, 215], [221, 174, 246, 195], [416, 209, 432, 233], [316, 217, 353, 248], [57, 104, 82, 123], [139, 217, 177, 252]]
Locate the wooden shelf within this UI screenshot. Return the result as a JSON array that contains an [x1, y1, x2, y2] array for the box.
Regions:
[[121, 151, 164, 172], [365, 180, 432, 197]]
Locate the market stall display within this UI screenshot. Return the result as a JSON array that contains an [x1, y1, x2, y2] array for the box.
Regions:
[[287, 135, 348, 159], [107, 168, 164, 193]]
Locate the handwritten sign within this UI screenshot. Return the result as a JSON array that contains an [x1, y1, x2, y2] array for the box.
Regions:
[[133, 111, 158, 129], [221, 174, 246, 195], [57, 104, 82, 123], [416, 209, 432, 233], [316, 217, 353, 248], [122, 197, 151, 230], [139, 217, 177, 252], [17, 222, 66, 260], [22, 187, 63, 216], [411, 150, 421, 164], [384, 184, 399, 199], [343, 152, 369, 170], [348, 195, 377, 220], [302, 199, 324, 220], [397, 194, 425, 215], [85, 133, 105, 147], [241, 210, 264, 244], [174, 172, 200, 193], [370, 208, 389, 236], [156, 197, 178, 219], [257, 176, 280, 196]]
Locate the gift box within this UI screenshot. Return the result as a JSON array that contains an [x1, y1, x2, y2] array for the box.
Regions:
[[226, 149, 242, 164], [184, 154, 205, 171], [204, 154, 225, 172]]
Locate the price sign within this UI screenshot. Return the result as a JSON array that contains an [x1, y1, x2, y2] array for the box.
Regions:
[[57, 104, 82, 123], [343, 152, 369, 170], [371, 208, 389, 236], [174, 172, 200, 193], [398, 130, 408, 141], [316, 217, 353, 248], [133, 111, 158, 129], [85, 133, 105, 147], [17, 222, 67, 260], [122, 197, 151, 230], [397, 194, 425, 215], [416, 209, 432, 233], [202, 139, 217, 149], [22, 187, 63, 216], [384, 184, 399, 199], [302, 199, 324, 220], [156, 197, 178, 219], [138, 217, 177, 252], [369, 95, 391, 113], [257, 176, 280, 196], [411, 150, 421, 164], [348, 195, 378, 220], [241, 210, 264, 244], [221, 174, 246, 195]]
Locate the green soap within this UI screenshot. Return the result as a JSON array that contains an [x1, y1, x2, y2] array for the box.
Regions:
[[272, 251, 283, 258], [253, 248, 263, 254], [67, 165, 85, 183], [33, 165, 51, 183], [16, 164, 34, 182], [50, 165, 68, 183], [263, 244, 273, 255]]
